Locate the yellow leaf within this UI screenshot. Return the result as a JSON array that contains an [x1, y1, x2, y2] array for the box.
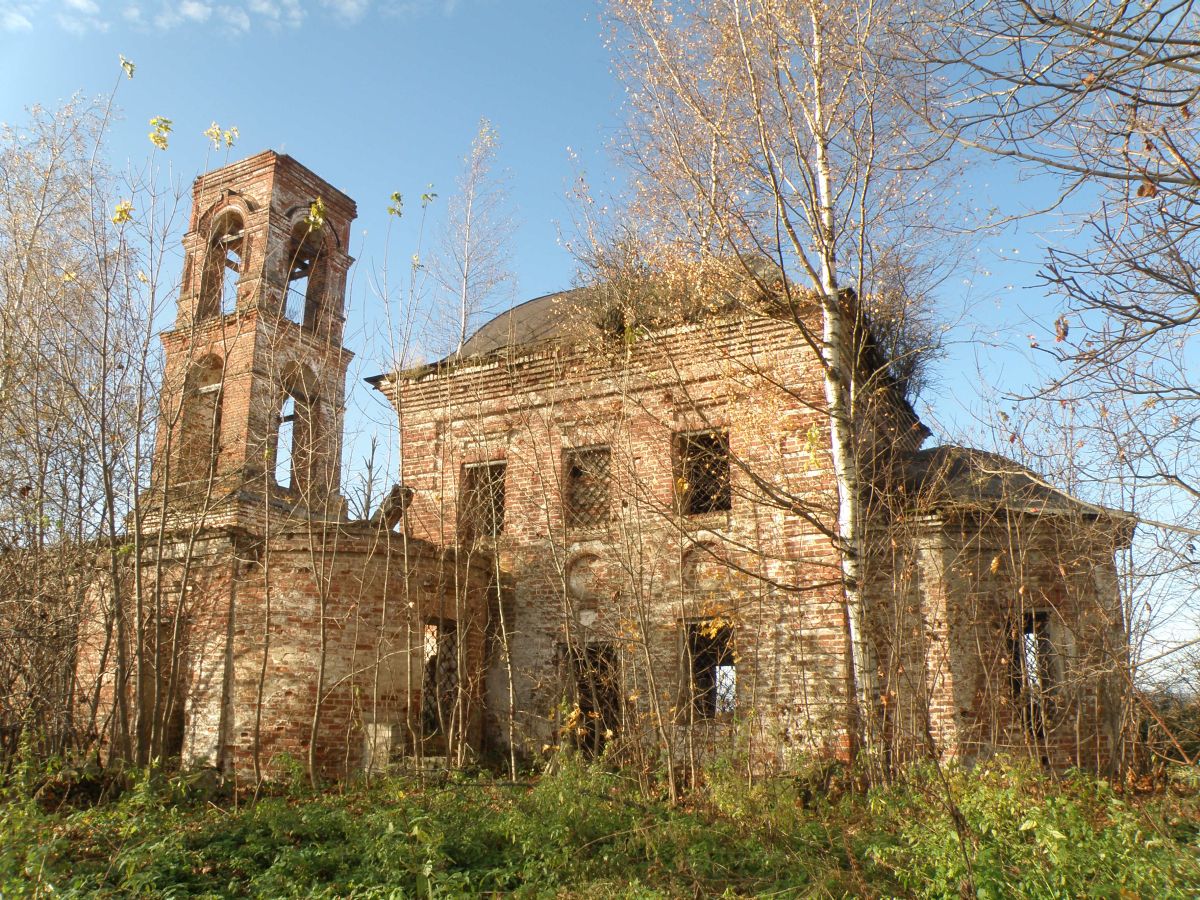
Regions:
[[205, 122, 239, 150], [111, 200, 134, 225], [148, 116, 173, 151], [305, 196, 326, 230]]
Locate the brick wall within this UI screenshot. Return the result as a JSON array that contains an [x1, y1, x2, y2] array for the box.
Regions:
[[82, 526, 490, 780], [385, 303, 1126, 770], [387, 309, 929, 765], [78, 152, 1128, 779]]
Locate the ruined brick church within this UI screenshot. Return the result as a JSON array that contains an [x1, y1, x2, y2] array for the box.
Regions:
[[84, 151, 1130, 779]]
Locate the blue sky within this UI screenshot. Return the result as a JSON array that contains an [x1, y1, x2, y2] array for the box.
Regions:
[[0, 0, 1067, 461], [7, 2, 1196, 662], [0, 1, 635, 486], [0, 0, 621, 295]]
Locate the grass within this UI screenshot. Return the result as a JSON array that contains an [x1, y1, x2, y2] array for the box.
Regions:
[[1, 757, 1197, 898]]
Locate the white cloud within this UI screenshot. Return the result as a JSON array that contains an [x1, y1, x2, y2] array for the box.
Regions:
[[1, 8, 33, 30], [215, 3, 248, 32], [153, 0, 211, 28], [247, 0, 304, 27], [146, 0, 302, 30], [13, 0, 454, 35], [322, 0, 368, 22], [56, 13, 107, 32], [56, 0, 107, 33], [179, 0, 211, 21]]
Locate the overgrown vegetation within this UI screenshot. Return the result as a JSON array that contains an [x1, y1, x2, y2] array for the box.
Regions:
[[2, 756, 1196, 898]]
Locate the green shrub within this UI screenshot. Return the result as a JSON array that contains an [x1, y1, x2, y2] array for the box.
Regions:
[[863, 761, 1200, 898], [0, 757, 1196, 897]]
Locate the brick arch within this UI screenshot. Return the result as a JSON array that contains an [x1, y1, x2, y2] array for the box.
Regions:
[[196, 206, 247, 320], [177, 354, 225, 482], [273, 362, 321, 494], [279, 359, 319, 397], [194, 191, 256, 236], [281, 203, 344, 250], [280, 217, 339, 330]]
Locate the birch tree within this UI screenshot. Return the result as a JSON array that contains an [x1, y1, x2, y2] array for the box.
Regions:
[[603, 0, 955, 754], [431, 118, 516, 354]]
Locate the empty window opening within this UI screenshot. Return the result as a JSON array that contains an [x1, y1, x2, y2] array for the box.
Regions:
[[675, 430, 731, 515], [686, 620, 736, 717], [564, 446, 612, 528], [284, 224, 328, 329], [275, 394, 296, 489], [564, 643, 620, 756], [157, 612, 187, 760], [1009, 610, 1054, 728], [179, 358, 223, 482], [460, 461, 506, 541], [421, 620, 459, 741], [284, 260, 309, 322], [198, 215, 244, 319], [273, 366, 319, 496]]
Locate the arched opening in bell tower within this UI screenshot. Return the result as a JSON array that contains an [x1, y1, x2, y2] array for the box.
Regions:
[[197, 211, 244, 319], [283, 222, 329, 331], [178, 354, 224, 482], [272, 363, 319, 495]]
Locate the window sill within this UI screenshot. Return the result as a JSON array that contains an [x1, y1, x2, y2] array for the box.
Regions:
[[680, 509, 731, 529], [566, 521, 613, 539]]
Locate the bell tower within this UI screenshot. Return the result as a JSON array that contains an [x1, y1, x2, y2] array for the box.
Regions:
[[150, 151, 357, 533]]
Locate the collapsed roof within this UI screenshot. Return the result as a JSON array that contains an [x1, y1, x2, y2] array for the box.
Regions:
[[905, 444, 1130, 526]]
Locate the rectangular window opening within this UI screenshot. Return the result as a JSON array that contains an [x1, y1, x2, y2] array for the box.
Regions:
[[421, 620, 459, 740], [686, 620, 736, 718], [564, 642, 621, 756], [675, 430, 731, 516], [564, 446, 612, 529], [1009, 610, 1054, 726], [460, 461, 507, 541]]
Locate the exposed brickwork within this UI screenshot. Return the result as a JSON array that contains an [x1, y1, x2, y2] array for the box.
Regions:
[[148, 151, 358, 532], [82, 153, 492, 781], [385, 295, 1127, 771], [81, 153, 1128, 779], [389, 312, 889, 762]]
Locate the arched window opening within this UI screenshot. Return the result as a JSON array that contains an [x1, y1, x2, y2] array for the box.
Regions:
[[284, 223, 328, 329], [275, 394, 296, 489], [179, 356, 223, 482], [198, 213, 244, 319], [273, 365, 319, 494]]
